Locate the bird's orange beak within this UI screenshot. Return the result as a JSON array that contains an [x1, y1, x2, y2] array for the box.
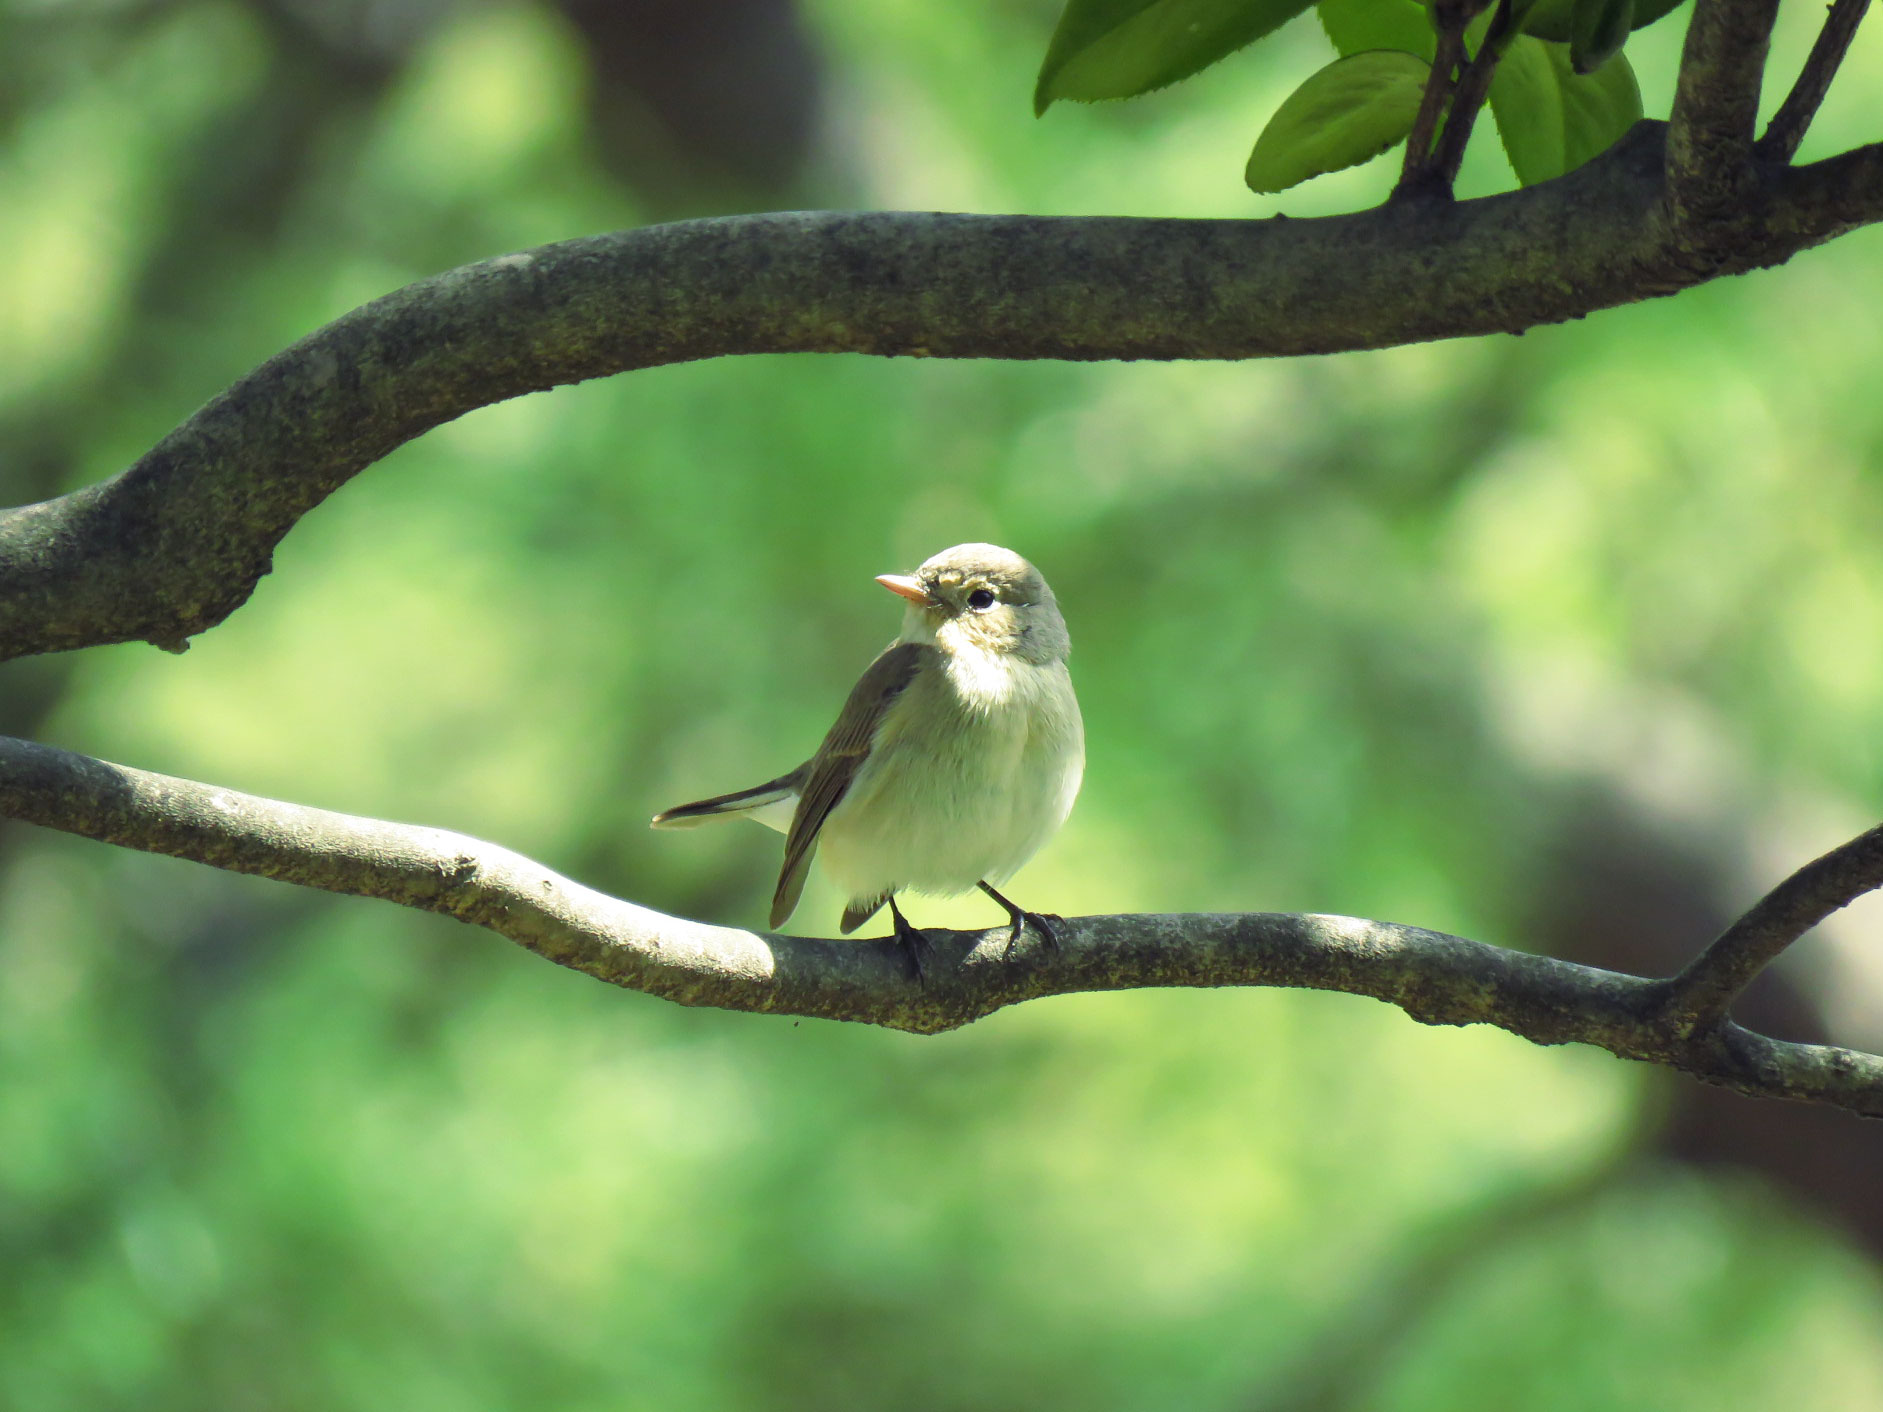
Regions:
[[876, 573, 931, 605]]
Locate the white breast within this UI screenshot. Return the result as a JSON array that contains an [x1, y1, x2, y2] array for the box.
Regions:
[[814, 648, 1084, 905]]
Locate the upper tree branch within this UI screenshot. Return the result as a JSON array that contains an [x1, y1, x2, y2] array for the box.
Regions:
[[4, 125, 1881, 663], [1396, 3, 1469, 196], [1757, 0, 1874, 162], [1428, 18, 1509, 191], [6, 733, 1883, 1116], [1665, 0, 1783, 229], [1771, 140, 1883, 236]]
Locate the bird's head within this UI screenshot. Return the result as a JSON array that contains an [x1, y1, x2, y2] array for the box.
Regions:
[[877, 543, 1068, 665]]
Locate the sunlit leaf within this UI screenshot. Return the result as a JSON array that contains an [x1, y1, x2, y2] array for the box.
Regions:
[[1569, 0, 1632, 71], [1489, 36, 1641, 184], [1036, 0, 1319, 113], [1318, 0, 1436, 59], [1245, 49, 1431, 192]]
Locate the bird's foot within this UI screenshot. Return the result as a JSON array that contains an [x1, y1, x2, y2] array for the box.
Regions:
[[889, 898, 933, 985], [978, 882, 1062, 958], [1026, 911, 1064, 952]]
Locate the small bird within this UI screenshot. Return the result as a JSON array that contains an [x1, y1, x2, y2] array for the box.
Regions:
[[652, 543, 1084, 977]]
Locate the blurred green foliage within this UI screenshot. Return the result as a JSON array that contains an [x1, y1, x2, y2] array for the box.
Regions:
[[4, 0, 1883, 1408]]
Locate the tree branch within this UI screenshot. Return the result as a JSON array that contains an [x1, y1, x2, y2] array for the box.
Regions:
[[5, 122, 1883, 664], [1394, 0, 1514, 200], [1665, 0, 1783, 228], [1757, 0, 1874, 163], [1657, 823, 1883, 1039], [6, 733, 1883, 1115], [1428, 23, 1508, 190], [1769, 141, 1883, 236], [1396, 10, 1467, 196]]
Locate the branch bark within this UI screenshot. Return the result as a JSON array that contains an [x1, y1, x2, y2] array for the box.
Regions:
[[1665, 0, 1783, 229], [1429, 30, 1507, 190], [4, 125, 1882, 663], [1396, 5, 1468, 196], [1657, 823, 1883, 1038], [6, 733, 1883, 1116], [1757, 0, 1874, 162]]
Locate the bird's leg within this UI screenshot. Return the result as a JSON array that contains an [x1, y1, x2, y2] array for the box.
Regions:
[[888, 897, 932, 984], [978, 881, 1062, 955]]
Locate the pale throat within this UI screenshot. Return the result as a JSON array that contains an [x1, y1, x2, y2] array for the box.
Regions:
[[900, 608, 1036, 711], [896, 605, 940, 647]]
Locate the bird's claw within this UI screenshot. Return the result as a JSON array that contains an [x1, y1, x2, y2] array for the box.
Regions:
[[1002, 910, 1064, 958], [889, 900, 932, 985], [901, 930, 933, 985], [1028, 911, 1064, 951]]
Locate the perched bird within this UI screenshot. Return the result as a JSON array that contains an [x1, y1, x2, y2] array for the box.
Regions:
[[652, 543, 1084, 977]]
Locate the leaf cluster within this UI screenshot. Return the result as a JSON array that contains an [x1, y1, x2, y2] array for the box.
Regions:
[[1034, 0, 1687, 191]]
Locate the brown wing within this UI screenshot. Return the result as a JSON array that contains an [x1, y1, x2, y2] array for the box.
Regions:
[[769, 641, 934, 929]]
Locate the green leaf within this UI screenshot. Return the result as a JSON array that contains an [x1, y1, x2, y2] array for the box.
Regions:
[[1561, 43, 1641, 165], [1519, 0, 1683, 43], [1515, 0, 1576, 40], [1628, 0, 1689, 30], [1489, 37, 1563, 181], [1318, 0, 1436, 60], [1035, 0, 1320, 113], [1488, 36, 1641, 184], [1420, 0, 1504, 52], [1245, 50, 1432, 192], [1317, 0, 1498, 68], [1569, 0, 1632, 71]]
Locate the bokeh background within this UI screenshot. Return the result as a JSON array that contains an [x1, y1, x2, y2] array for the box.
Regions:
[[5, 0, 1883, 1406]]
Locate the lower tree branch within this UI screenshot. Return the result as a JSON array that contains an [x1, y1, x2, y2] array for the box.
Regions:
[[6, 733, 1883, 1116], [1657, 823, 1883, 1038], [1757, 0, 1874, 162], [4, 123, 1882, 664]]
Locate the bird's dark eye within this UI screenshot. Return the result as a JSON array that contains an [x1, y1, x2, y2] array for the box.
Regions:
[[967, 588, 996, 611]]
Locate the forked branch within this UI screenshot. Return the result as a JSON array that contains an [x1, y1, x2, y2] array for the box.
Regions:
[[1396, 0, 1472, 196], [4, 733, 1883, 1115], [1657, 823, 1883, 1037]]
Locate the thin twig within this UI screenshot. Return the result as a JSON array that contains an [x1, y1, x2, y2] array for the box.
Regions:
[[1658, 822, 1883, 1037], [1398, 19, 1467, 196], [6, 733, 1883, 1115], [1429, 0, 1517, 188], [1757, 0, 1874, 162]]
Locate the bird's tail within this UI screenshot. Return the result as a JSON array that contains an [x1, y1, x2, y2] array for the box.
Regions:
[[650, 770, 802, 832]]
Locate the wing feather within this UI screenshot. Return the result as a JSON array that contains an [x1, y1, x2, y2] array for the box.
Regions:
[[651, 771, 804, 829], [769, 642, 934, 928]]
